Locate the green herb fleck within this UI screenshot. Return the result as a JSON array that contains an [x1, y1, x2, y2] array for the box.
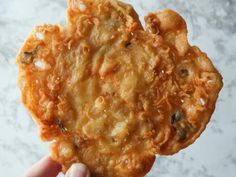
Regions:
[[55, 119, 67, 132], [22, 52, 34, 64], [176, 127, 187, 141], [125, 42, 131, 48], [171, 111, 182, 124], [22, 46, 39, 64], [180, 69, 189, 77]]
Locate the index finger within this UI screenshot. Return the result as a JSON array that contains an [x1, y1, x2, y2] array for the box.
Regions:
[[23, 155, 61, 177]]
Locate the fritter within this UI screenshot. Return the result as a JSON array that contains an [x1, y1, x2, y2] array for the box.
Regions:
[[16, 0, 223, 177]]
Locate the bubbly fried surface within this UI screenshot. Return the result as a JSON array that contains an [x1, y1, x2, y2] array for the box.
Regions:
[[16, 0, 223, 176]]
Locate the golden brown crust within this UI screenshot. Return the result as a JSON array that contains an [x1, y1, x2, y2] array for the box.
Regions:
[[145, 10, 223, 154], [16, 0, 223, 176]]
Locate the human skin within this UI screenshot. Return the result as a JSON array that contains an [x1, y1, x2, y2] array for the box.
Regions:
[[23, 155, 89, 177]]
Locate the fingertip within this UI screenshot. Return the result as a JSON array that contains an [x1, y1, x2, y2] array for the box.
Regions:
[[66, 163, 90, 177], [44, 155, 62, 171], [24, 155, 61, 177]]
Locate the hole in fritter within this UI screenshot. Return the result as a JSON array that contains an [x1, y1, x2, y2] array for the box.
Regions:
[[199, 98, 206, 106], [34, 59, 44, 68], [201, 72, 217, 85], [79, 3, 86, 11], [35, 32, 44, 40], [34, 58, 51, 70], [207, 79, 215, 84], [124, 159, 129, 165]]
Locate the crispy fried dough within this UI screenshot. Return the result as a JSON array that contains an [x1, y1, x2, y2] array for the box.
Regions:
[[16, 0, 223, 176]]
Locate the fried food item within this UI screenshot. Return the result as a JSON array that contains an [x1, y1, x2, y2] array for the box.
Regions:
[[16, 0, 223, 176]]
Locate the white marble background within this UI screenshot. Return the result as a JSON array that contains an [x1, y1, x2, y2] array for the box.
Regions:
[[0, 0, 235, 177]]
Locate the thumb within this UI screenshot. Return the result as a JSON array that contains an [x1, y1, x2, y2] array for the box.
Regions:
[[65, 163, 90, 177]]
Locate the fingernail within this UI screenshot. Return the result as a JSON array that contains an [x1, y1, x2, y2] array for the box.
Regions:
[[67, 163, 90, 177]]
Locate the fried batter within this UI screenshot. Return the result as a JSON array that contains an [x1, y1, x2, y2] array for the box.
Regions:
[[16, 0, 223, 177]]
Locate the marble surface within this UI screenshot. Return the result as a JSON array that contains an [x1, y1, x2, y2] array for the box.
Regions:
[[0, 0, 235, 176]]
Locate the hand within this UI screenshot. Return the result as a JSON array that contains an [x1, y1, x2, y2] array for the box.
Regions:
[[23, 155, 90, 177]]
